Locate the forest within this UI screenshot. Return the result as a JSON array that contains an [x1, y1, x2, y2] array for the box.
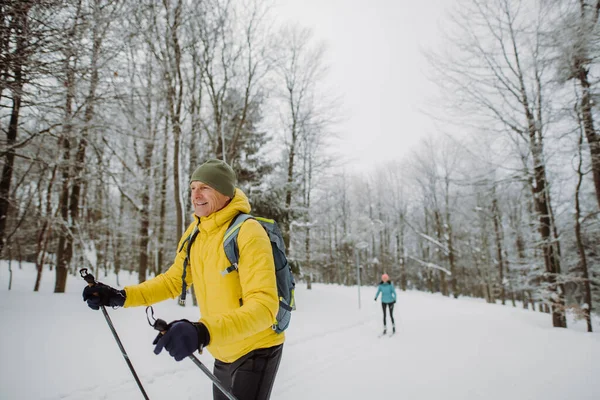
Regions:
[[1, 0, 599, 332]]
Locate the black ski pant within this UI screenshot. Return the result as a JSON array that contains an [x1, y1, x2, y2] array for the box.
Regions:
[[213, 344, 283, 400], [381, 302, 395, 327]]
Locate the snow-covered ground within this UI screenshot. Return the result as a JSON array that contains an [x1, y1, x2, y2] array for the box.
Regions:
[[1, 260, 599, 400]]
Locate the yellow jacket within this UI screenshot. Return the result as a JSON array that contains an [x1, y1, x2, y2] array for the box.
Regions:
[[123, 188, 284, 362]]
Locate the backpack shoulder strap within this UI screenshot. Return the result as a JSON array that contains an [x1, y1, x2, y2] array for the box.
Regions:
[[178, 225, 200, 305], [222, 213, 254, 274], [253, 217, 286, 254], [179, 225, 200, 253]]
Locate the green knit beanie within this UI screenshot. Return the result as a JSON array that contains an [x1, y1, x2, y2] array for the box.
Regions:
[[190, 159, 236, 198]]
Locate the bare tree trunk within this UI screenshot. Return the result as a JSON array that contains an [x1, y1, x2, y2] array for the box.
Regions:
[[440, 172, 458, 298], [445, 217, 458, 298], [8, 258, 13, 290], [574, 121, 593, 332], [137, 52, 157, 283], [504, 253, 517, 307], [113, 191, 125, 287], [171, 93, 184, 238], [305, 227, 312, 290], [283, 126, 297, 250], [0, 2, 8, 101], [34, 166, 57, 291], [157, 118, 169, 274], [526, 119, 565, 326], [529, 140, 565, 326], [186, 47, 203, 229], [54, 69, 76, 292], [434, 210, 448, 296], [491, 196, 506, 305], [55, 158, 71, 294], [138, 148, 151, 283], [397, 212, 407, 291], [138, 204, 150, 283], [420, 207, 436, 294], [302, 146, 313, 290], [476, 194, 495, 304], [164, 0, 185, 237]]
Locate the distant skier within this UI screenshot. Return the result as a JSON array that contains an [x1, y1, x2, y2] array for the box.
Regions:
[[374, 273, 397, 334]]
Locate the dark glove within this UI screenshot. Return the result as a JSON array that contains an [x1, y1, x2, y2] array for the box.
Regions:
[[153, 320, 210, 361], [82, 282, 126, 310]]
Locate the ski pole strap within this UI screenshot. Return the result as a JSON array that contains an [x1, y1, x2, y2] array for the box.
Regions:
[[179, 226, 199, 305]]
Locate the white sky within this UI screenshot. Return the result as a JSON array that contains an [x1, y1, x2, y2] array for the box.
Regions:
[[271, 0, 450, 171], [2, 261, 599, 399]]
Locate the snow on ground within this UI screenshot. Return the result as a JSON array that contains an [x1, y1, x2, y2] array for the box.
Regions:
[[1, 260, 599, 400]]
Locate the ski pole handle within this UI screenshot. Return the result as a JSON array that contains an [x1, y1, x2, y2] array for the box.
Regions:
[[153, 318, 169, 334], [146, 306, 169, 334], [80, 268, 97, 286]]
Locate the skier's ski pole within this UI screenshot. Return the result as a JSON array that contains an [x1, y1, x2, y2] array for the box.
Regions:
[[188, 353, 238, 399], [146, 306, 238, 400], [80, 269, 150, 400]]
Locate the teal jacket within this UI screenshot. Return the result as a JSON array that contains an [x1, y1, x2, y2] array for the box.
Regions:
[[374, 281, 397, 304]]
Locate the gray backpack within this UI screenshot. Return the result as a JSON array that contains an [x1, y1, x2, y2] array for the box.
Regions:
[[179, 213, 296, 334]]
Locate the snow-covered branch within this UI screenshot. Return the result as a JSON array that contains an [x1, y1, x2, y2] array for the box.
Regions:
[[407, 255, 452, 276]]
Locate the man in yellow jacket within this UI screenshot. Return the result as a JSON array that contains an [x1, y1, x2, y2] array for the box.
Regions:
[[83, 159, 284, 400]]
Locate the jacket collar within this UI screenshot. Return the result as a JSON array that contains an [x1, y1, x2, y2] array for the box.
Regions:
[[195, 188, 251, 232]]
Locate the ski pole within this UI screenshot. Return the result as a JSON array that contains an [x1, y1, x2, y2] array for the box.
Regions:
[[146, 306, 238, 400], [80, 269, 150, 400]]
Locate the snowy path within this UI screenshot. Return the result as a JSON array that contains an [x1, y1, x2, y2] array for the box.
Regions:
[[1, 263, 599, 400]]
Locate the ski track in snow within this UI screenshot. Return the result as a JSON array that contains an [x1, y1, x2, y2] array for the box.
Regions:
[[276, 320, 373, 393]]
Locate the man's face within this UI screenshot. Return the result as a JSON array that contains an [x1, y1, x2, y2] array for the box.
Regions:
[[190, 181, 231, 217]]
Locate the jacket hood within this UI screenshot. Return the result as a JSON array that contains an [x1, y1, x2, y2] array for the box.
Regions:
[[195, 188, 251, 232]]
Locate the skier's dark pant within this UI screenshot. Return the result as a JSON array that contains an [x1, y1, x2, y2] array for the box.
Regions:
[[213, 344, 283, 400], [381, 302, 395, 327]]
